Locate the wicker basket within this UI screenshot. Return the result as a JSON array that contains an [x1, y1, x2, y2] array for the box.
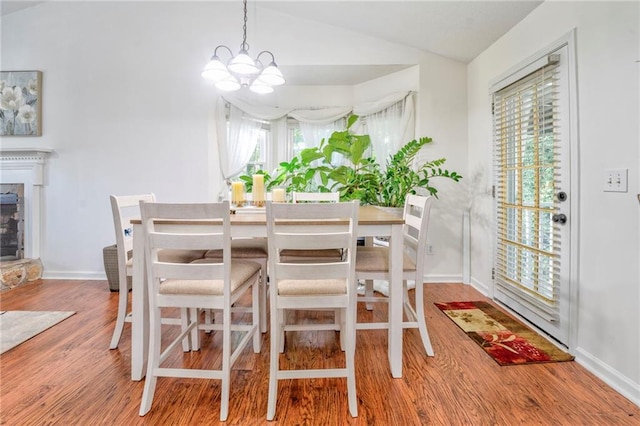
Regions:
[[103, 244, 131, 292]]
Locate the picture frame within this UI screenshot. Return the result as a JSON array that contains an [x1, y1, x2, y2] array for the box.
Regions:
[[0, 70, 42, 136]]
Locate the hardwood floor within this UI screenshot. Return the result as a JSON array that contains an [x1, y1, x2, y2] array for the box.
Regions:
[[1, 280, 638, 425]]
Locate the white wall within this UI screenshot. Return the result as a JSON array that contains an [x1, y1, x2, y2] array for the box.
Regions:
[[468, 1, 639, 405], [0, 1, 468, 281], [355, 62, 469, 281]]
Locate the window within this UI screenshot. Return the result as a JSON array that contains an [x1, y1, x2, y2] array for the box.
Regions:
[[288, 122, 305, 158], [244, 124, 269, 176]]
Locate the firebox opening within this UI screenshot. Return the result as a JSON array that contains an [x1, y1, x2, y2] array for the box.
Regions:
[[1, 184, 25, 261]]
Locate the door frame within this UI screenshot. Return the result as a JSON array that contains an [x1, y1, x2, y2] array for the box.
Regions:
[[489, 29, 580, 351]]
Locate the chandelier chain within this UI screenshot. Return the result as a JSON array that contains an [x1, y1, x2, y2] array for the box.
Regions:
[[241, 0, 250, 52]]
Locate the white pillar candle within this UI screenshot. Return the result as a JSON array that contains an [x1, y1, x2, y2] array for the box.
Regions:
[[252, 174, 265, 203], [272, 188, 286, 203], [231, 181, 244, 204]]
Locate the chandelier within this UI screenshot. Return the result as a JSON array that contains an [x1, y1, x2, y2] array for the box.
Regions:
[[201, 0, 285, 94]]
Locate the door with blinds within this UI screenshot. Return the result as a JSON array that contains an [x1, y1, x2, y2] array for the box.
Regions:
[[491, 43, 573, 346]]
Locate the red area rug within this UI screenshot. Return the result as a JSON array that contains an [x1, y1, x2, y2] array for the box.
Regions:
[[435, 301, 574, 366]]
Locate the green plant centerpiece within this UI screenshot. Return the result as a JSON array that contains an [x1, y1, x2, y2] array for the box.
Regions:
[[239, 115, 461, 207]]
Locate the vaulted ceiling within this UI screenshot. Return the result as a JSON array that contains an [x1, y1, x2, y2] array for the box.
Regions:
[[1, 1, 543, 85]]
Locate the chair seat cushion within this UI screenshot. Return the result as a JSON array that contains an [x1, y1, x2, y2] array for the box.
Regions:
[[355, 246, 416, 272], [204, 238, 268, 259], [159, 249, 207, 263], [205, 247, 267, 259], [277, 278, 347, 296], [159, 260, 261, 295], [279, 249, 342, 259], [126, 249, 206, 268]]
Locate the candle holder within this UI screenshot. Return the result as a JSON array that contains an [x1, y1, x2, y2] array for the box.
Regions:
[[253, 200, 265, 208]]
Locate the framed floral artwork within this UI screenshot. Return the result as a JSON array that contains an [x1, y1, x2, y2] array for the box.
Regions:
[[0, 70, 42, 136]]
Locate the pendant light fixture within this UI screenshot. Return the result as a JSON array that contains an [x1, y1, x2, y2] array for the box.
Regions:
[[201, 0, 285, 94]]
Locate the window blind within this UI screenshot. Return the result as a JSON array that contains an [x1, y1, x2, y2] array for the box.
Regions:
[[492, 56, 561, 321]]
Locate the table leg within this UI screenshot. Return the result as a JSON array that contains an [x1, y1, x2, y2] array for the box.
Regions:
[[388, 223, 403, 378], [131, 224, 148, 381]]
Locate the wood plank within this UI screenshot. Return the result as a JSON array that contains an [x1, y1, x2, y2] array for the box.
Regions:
[[0, 280, 638, 425]]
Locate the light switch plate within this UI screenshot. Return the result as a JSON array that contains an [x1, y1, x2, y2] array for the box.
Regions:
[[603, 168, 628, 192]]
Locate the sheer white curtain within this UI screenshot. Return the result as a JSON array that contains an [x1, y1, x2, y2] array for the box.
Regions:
[[298, 120, 343, 150], [216, 99, 262, 181], [365, 101, 403, 168], [355, 92, 415, 170]]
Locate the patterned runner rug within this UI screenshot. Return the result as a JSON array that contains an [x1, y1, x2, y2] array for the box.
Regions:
[[435, 301, 574, 365], [0, 311, 75, 354]]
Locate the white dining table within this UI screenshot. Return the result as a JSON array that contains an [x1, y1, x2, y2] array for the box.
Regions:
[[130, 205, 406, 381]]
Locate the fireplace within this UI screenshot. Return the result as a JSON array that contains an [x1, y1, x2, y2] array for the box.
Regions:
[[1, 185, 24, 260], [0, 148, 51, 259], [0, 148, 51, 289]]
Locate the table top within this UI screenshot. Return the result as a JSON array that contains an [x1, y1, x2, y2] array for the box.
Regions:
[[131, 205, 404, 226]]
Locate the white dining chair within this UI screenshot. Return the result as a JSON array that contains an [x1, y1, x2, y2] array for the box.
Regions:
[[355, 194, 435, 356], [202, 238, 268, 333], [265, 200, 359, 421], [202, 191, 269, 333], [279, 191, 343, 262], [138, 201, 261, 421], [108, 194, 206, 350]]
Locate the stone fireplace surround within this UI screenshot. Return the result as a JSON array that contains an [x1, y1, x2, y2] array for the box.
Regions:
[[0, 148, 51, 290]]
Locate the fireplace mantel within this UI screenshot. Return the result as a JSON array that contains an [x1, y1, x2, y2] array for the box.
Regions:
[[0, 147, 53, 259], [0, 147, 52, 161]]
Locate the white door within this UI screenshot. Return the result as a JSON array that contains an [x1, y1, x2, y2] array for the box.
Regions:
[[491, 40, 575, 346]]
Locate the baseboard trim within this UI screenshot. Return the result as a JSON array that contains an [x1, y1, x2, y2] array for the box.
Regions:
[[469, 277, 490, 296], [42, 271, 106, 280], [574, 347, 640, 408], [423, 274, 463, 283]]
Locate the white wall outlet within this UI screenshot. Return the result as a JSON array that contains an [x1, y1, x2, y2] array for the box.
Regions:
[[603, 168, 628, 192], [427, 244, 434, 255]]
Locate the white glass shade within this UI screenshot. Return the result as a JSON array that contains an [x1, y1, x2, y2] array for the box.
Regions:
[[215, 76, 241, 92], [249, 80, 274, 94], [201, 57, 231, 82], [228, 51, 260, 75], [256, 65, 285, 86]]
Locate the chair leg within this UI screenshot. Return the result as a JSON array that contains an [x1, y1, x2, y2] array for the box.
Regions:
[[414, 282, 434, 357], [139, 307, 161, 416], [204, 309, 213, 334], [345, 306, 358, 417], [266, 304, 279, 421], [109, 280, 129, 349], [181, 307, 192, 352], [252, 276, 261, 353], [364, 279, 374, 311], [219, 304, 232, 422], [188, 308, 200, 351], [336, 309, 345, 351], [278, 310, 285, 353], [259, 262, 268, 333]]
